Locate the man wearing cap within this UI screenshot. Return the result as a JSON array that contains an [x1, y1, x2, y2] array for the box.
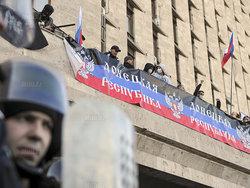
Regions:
[[123, 55, 134, 69], [0, 59, 68, 188], [104, 45, 121, 60], [34, 4, 54, 31]]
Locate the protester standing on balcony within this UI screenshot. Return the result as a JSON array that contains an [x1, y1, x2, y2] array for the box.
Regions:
[[143, 63, 155, 75], [104, 45, 121, 60], [34, 4, 54, 31], [123, 56, 134, 69], [153, 64, 171, 84], [193, 80, 204, 98], [243, 116, 250, 125]]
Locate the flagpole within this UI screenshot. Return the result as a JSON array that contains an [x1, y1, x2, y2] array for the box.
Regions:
[[230, 56, 233, 115]]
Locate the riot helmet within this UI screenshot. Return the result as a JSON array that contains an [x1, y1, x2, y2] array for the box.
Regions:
[[0, 58, 68, 164]]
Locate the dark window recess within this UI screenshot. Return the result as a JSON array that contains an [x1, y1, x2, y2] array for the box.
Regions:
[[194, 69, 198, 85], [128, 44, 135, 66], [153, 29, 159, 62], [240, 0, 245, 6], [176, 54, 181, 83], [241, 7, 246, 14], [224, 0, 229, 8], [127, 2, 134, 41], [172, 0, 176, 10], [102, 0, 106, 8], [173, 16, 178, 45], [151, 0, 157, 19], [101, 6, 106, 52]]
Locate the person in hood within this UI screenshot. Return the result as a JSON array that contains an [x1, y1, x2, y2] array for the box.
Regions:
[[0, 58, 68, 188], [104, 45, 121, 60], [34, 4, 54, 31], [123, 56, 134, 69], [243, 116, 250, 125], [153, 63, 171, 84], [143, 63, 155, 74]]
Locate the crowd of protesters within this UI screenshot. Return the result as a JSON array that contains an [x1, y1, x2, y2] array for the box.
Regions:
[[104, 45, 250, 126], [0, 4, 249, 186]]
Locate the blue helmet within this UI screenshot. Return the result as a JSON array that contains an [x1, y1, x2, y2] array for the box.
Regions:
[[0, 58, 68, 163]]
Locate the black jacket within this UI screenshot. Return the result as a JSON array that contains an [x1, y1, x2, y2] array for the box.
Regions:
[[123, 62, 134, 69], [0, 120, 23, 188], [104, 51, 118, 60], [193, 84, 202, 96], [143, 63, 155, 73]]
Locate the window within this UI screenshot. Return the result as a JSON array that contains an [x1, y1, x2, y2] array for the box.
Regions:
[[151, 0, 157, 19], [102, 0, 106, 8], [224, 0, 229, 8], [240, 0, 245, 6], [192, 38, 198, 66], [241, 7, 246, 14], [128, 45, 136, 66], [173, 17, 178, 45], [101, 2, 106, 52], [32, 0, 51, 11], [127, 2, 134, 40], [176, 54, 181, 83], [172, 0, 176, 10], [153, 29, 159, 62]]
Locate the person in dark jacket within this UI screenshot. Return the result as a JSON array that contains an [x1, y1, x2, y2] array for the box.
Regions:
[[104, 45, 121, 60], [193, 80, 221, 109], [143, 63, 155, 74], [34, 4, 54, 31], [193, 80, 204, 98], [0, 59, 68, 188], [123, 56, 134, 69]]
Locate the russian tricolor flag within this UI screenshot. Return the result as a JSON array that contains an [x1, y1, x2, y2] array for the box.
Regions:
[[75, 7, 83, 46], [222, 32, 234, 67]]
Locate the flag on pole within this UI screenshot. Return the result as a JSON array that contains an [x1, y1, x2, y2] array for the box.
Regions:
[[75, 7, 83, 46], [222, 32, 234, 67]]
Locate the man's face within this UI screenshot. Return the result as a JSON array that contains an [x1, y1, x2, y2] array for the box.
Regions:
[[243, 117, 250, 122], [156, 66, 163, 75], [5, 111, 53, 166], [127, 59, 134, 66], [198, 91, 204, 99], [111, 49, 118, 57], [178, 85, 185, 91], [147, 68, 153, 74]]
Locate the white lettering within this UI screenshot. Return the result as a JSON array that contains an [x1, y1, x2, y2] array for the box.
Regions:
[[200, 107, 206, 116], [111, 66, 116, 75], [113, 83, 120, 92], [102, 77, 108, 86], [152, 84, 158, 93], [123, 73, 129, 81], [104, 63, 109, 72], [134, 90, 142, 98], [127, 89, 133, 99], [190, 102, 195, 111], [155, 101, 161, 109]]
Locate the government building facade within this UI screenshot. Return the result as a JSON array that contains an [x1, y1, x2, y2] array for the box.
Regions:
[[1, 0, 250, 187]]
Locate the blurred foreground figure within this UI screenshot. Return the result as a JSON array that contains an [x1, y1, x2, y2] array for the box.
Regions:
[[46, 159, 62, 184], [63, 99, 138, 188], [0, 0, 35, 47], [0, 58, 68, 188]]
